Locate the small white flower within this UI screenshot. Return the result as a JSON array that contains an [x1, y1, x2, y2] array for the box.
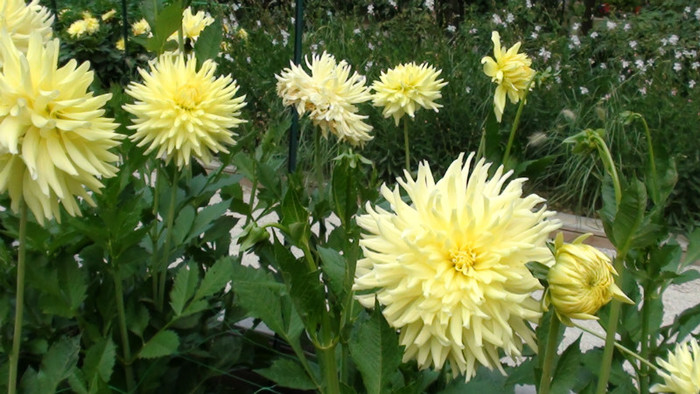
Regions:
[[326, 10, 332, 16], [606, 21, 617, 30], [506, 13, 514, 23], [492, 14, 502, 25], [692, 61, 700, 70], [621, 60, 630, 68], [600, 63, 607, 69], [365, 60, 373, 71], [572, 22, 580, 31], [675, 51, 683, 59], [469, 27, 478, 34], [619, 75, 626, 82], [690, 80, 696, 89], [590, 31, 598, 39], [388, 0, 397, 7], [368, 42, 374, 50], [638, 86, 646, 95], [354, 28, 361, 35], [659, 48, 666, 56], [669, 34, 679, 45], [367, 4, 374, 15], [280, 29, 290, 46], [271, 38, 278, 46], [526, 0, 532, 9], [579, 86, 589, 95], [310, 43, 318, 52], [465, 86, 471, 93], [256, 20, 261, 27], [674, 62, 682, 71], [539, 47, 552, 62], [629, 40, 637, 49], [661, 38, 668, 46], [246, 56, 251, 63], [624, 23, 631, 31], [425, 0, 434, 11], [696, 8, 700, 20], [635, 59, 645, 69], [446, 25, 456, 33], [685, 6, 691, 13], [570, 35, 580, 47], [535, 25, 541, 32], [531, 32, 538, 39]]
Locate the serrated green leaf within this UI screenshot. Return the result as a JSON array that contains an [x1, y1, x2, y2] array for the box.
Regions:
[[194, 18, 223, 67], [349, 304, 402, 394], [318, 246, 346, 299], [180, 299, 209, 317], [172, 205, 195, 245], [83, 338, 116, 385], [139, 330, 179, 359], [170, 261, 199, 316], [550, 337, 583, 394], [612, 180, 652, 254], [255, 358, 316, 390], [331, 159, 358, 226], [439, 366, 512, 393], [194, 257, 233, 300], [35, 336, 81, 392], [188, 201, 230, 243]]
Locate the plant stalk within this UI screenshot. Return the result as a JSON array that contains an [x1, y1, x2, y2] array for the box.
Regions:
[[318, 318, 340, 394], [592, 132, 622, 206], [403, 118, 410, 172], [8, 203, 27, 394], [640, 281, 653, 393], [151, 167, 162, 303], [539, 312, 561, 394], [157, 167, 180, 312], [502, 77, 534, 169], [113, 270, 136, 391], [574, 322, 660, 373], [595, 255, 625, 394]]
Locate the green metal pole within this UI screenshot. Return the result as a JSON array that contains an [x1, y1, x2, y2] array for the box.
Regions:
[[288, 0, 303, 173]]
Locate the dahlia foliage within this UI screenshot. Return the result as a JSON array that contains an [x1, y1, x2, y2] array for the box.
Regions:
[[354, 152, 560, 379]]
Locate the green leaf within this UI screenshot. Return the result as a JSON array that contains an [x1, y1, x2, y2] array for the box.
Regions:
[[349, 304, 402, 394], [683, 228, 700, 268], [672, 269, 700, 285], [83, 338, 116, 386], [172, 205, 195, 245], [550, 337, 583, 393], [170, 261, 199, 316], [194, 257, 234, 300], [141, 0, 164, 29], [146, 1, 182, 54], [611, 180, 656, 254], [187, 201, 230, 243], [255, 358, 317, 390], [439, 366, 512, 393], [331, 158, 358, 226], [139, 330, 179, 359], [231, 262, 288, 336], [34, 336, 81, 392], [526, 261, 550, 282], [194, 18, 223, 67], [318, 246, 346, 299], [180, 299, 209, 317], [664, 303, 700, 342], [280, 178, 311, 246]]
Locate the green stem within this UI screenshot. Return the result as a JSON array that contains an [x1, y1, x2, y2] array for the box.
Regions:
[[157, 167, 180, 312], [8, 203, 27, 394], [403, 118, 410, 172], [539, 313, 561, 394], [574, 323, 660, 373], [639, 116, 658, 201], [151, 167, 162, 303], [592, 133, 622, 206], [113, 270, 136, 391], [312, 131, 326, 240], [595, 255, 625, 394], [502, 77, 534, 169], [318, 320, 340, 394], [640, 281, 653, 393]]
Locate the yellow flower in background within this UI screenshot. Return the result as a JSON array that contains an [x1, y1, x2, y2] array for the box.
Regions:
[[651, 339, 700, 393], [545, 233, 633, 325], [83, 15, 100, 34], [101, 9, 116, 21], [354, 153, 561, 380], [371, 62, 447, 126], [276, 52, 373, 146], [236, 28, 248, 40], [67, 19, 88, 38], [0, 32, 122, 225], [132, 18, 150, 36], [116, 37, 125, 51], [168, 7, 214, 43], [123, 54, 247, 168], [0, 0, 53, 55], [481, 31, 535, 122]]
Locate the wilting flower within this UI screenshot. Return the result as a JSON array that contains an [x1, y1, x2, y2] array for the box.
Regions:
[[651, 339, 700, 393], [545, 233, 632, 325], [276, 51, 373, 146], [371, 62, 447, 126], [101, 9, 116, 21], [168, 7, 214, 43], [354, 153, 560, 380], [132, 18, 150, 36], [0, 0, 53, 57], [0, 32, 122, 225], [123, 54, 246, 168], [481, 31, 535, 122]]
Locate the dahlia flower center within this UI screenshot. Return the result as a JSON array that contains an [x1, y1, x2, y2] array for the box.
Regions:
[[175, 84, 201, 110], [449, 246, 478, 275]]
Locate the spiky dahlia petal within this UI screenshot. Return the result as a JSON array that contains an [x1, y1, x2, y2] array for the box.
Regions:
[[123, 54, 246, 168], [651, 339, 700, 393], [0, 32, 122, 225], [354, 153, 560, 380], [0, 0, 53, 57], [371, 62, 447, 126], [275, 51, 373, 146]]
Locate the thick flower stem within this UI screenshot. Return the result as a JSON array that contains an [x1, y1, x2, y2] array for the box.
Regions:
[[539, 313, 561, 394], [151, 168, 162, 303], [639, 281, 653, 393], [318, 321, 340, 394], [591, 133, 622, 206], [157, 167, 180, 312], [502, 77, 534, 169], [403, 118, 410, 172], [8, 203, 27, 394], [113, 270, 136, 391], [312, 131, 327, 240], [595, 256, 625, 394]]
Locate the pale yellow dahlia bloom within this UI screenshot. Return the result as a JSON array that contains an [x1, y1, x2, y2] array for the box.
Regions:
[[116, 37, 125, 51], [545, 233, 632, 325], [123, 54, 246, 168], [651, 339, 700, 393], [168, 7, 214, 43], [276, 52, 373, 146], [371, 62, 447, 126], [0, 0, 53, 55], [67, 19, 88, 38], [83, 15, 100, 34], [0, 32, 122, 225], [481, 31, 535, 122], [354, 153, 561, 380], [132, 18, 150, 36]]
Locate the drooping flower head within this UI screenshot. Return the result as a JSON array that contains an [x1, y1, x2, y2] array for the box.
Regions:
[[544, 233, 633, 325], [276, 51, 373, 146], [123, 54, 247, 168], [651, 339, 700, 393], [0, 32, 122, 225], [371, 62, 447, 126], [481, 31, 535, 122], [0, 0, 53, 56], [168, 7, 214, 43], [354, 153, 561, 380]]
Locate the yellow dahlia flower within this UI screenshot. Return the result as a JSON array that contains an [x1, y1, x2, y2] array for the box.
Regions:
[[481, 31, 535, 123], [132, 18, 150, 36], [67, 19, 88, 38], [651, 339, 700, 393], [0, 32, 122, 225], [0, 0, 53, 56], [276, 52, 373, 146], [123, 54, 246, 168], [168, 7, 214, 43], [83, 15, 99, 34], [354, 153, 561, 380], [236, 28, 248, 41], [371, 62, 447, 126], [116, 37, 125, 51], [545, 233, 633, 325]]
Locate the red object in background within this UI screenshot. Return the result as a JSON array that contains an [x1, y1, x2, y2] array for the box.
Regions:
[[635, 5, 642, 14], [597, 3, 611, 16]]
